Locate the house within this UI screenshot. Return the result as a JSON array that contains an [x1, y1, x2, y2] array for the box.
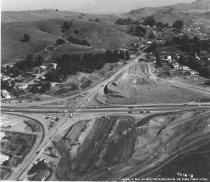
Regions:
[[190, 70, 199, 76], [1, 90, 11, 99], [40, 66, 47, 71], [179, 66, 190, 71], [173, 63, 180, 69], [49, 63, 57, 70]]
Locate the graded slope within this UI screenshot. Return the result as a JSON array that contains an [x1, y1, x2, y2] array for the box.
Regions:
[[96, 62, 210, 105]]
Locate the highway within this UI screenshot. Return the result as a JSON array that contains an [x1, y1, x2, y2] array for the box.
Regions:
[[2, 103, 210, 114]]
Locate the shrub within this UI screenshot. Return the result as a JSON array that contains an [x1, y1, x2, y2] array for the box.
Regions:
[[73, 29, 80, 35], [56, 39, 65, 45], [20, 34, 30, 42]]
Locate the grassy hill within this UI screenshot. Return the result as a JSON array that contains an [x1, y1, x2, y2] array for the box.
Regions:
[[1, 10, 135, 61], [125, 0, 210, 25]]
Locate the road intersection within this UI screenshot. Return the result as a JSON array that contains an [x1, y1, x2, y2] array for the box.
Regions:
[[1, 53, 210, 180]]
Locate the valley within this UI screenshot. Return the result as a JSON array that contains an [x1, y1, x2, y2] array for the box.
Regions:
[[1, 0, 210, 181]]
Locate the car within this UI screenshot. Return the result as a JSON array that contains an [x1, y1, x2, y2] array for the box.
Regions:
[[36, 151, 40, 155], [146, 110, 150, 113]]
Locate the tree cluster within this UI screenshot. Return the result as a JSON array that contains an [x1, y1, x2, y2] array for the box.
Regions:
[[53, 49, 130, 78], [115, 18, 132, 25], [3, 55, 44, 76], [143, 16, 156, 27], [95, 18, 100, 22], [165, 35, 210, 55], [173, 20, 184, 30], [61, 21, 73, 39], [178, 55, 210, 78], [129, 25, 146, 37], [67, 35, 90, 46]]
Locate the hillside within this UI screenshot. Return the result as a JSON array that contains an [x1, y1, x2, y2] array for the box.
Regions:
[[125, 0, 210, 25], [1, 11, 135, 61]]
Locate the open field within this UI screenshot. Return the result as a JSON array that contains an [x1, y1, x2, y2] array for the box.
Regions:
[[1, 14, 134, 61], [96, 62, 210, 105], [53, 110, 210, 180]]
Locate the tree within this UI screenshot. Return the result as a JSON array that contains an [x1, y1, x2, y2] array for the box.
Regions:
[[173, 20, 184, 30], [125, 50, 130, 60], [95, 18, 100, 22], [156, 21, 164, 29], [20, 34, 30, 42], [61, 21, 72, 39], [56, 39, 65, 45], [143, 17, 156, 27], [34, 55, 44, 67], [148, 31, 155, 39], [164, 22, 169, 28], [135, 26, 146, 37], [73, 29, 80, 35], [45, 70, 60, 82]]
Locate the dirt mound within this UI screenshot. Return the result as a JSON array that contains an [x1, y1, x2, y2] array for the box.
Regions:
[[105, 62, 157, 98]]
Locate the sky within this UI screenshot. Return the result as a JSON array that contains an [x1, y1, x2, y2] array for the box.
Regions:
[[1, 0, 195, 13]]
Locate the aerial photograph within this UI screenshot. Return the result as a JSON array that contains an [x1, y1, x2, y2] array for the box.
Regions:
[[1, 0, 210, 181]]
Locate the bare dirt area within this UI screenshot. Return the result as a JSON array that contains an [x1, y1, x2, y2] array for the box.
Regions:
[[53, 115, 136, 180], [96, 62, 210, 105], [50, 61, 126, 99], [54, 110, 210, 180], [1, 114, 42, 133]]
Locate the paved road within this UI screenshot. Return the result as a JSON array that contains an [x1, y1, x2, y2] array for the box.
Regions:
[[2, 102, 210, 113]]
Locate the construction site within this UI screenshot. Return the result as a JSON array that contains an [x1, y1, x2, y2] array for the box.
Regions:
[[96, 62, 210, 105], [53, 109, 210, 181]]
